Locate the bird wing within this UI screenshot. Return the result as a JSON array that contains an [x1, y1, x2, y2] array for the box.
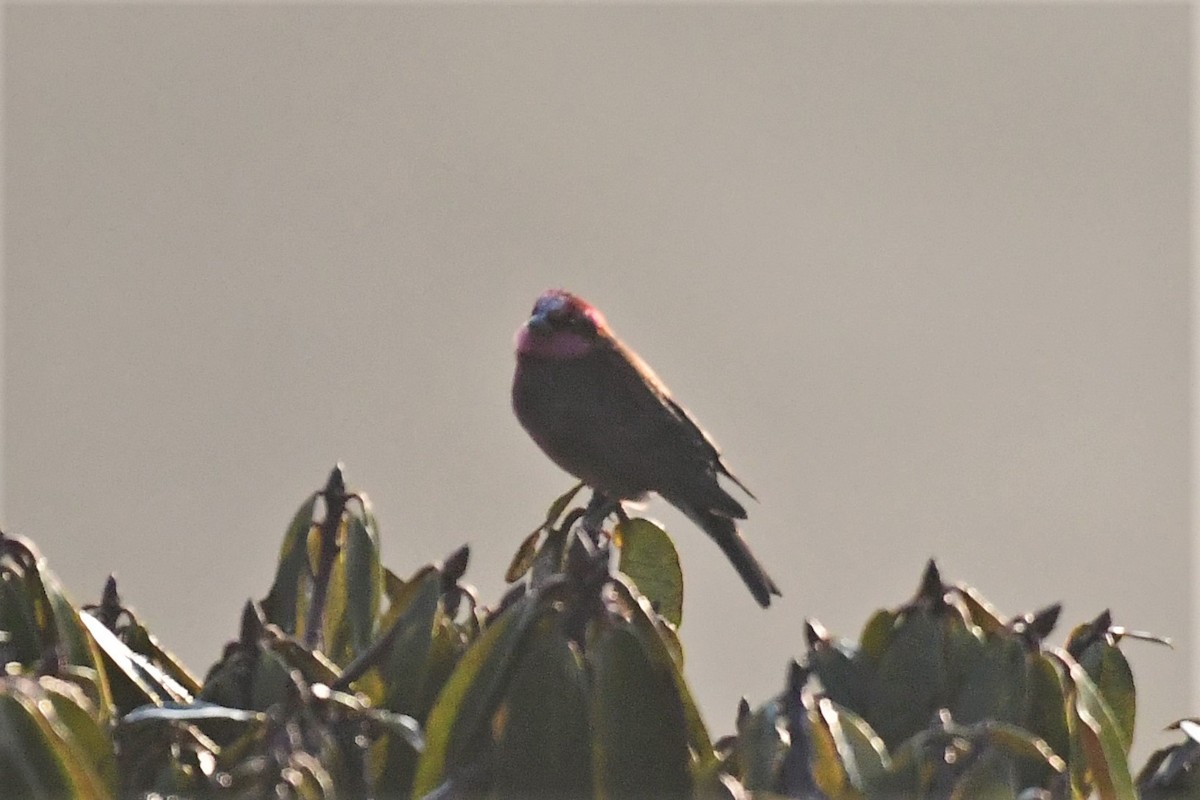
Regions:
[[601, 338, 754, 517], [661, 394, 757, 501]]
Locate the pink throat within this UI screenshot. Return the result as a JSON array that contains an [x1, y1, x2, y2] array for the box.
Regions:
[[515, 324, 594, 359]]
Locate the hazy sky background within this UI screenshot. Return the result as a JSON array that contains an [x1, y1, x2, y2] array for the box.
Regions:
[[3, 3, 1190, 764]]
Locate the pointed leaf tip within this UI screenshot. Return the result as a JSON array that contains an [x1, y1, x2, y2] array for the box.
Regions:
[[442, 545, 470, 585], [324, 463, 347, 497], [102, 575, 120, 605], [787, 660, 809, 694], [1032, 603, 1062, 638], [1010, 602, 1063, 649], [93, 574, 124, 629], [542, 482, 585, 529], [805, 618, 829, 649], [505, 529, 545, 583], [239, 601, 265, 647], [918, 559, 943, 602]]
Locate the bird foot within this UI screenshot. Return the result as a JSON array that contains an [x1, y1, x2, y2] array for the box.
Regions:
[[580, 491, 623, 545]]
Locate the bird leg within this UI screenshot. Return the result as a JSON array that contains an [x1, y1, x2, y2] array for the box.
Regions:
[[580, 491, 622, 545]]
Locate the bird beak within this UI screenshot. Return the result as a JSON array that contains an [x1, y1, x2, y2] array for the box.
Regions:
[[526, 312, 553, 336]]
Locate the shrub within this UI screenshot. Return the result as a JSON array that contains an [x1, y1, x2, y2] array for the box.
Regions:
[[0, 465, 1191, 799]]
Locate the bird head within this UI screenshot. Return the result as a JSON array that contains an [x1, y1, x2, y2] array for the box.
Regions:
[[515, 289, 609, 359]]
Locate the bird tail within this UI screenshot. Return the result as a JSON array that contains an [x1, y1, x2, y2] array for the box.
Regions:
[[668, 497, 782, 608]]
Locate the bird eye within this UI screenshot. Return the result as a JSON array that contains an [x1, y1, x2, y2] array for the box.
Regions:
[[567, 315, 595, 334]]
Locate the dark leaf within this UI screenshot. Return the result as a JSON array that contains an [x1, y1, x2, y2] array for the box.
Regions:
[[492, 609, 591, 799], [1065, 654, 1137, 800], [261, 492, 319, 636], [504, 529, 544, 583], [590, 618, 691, 800], [866, 609, 945, 748], [411, 592, 540, 797]]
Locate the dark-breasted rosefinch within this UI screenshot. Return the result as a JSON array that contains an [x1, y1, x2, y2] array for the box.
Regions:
[[511, 289, 781, 607]]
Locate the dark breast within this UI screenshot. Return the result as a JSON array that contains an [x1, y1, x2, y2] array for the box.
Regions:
[[512, 350, 656, 500]]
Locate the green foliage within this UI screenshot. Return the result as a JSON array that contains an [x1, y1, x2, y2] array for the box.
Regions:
[[0, 465, 1186, 799], [615, 517, 685, 627]]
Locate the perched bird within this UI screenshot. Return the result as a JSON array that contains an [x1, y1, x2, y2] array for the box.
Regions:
[[511, 289, 781, 607]]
